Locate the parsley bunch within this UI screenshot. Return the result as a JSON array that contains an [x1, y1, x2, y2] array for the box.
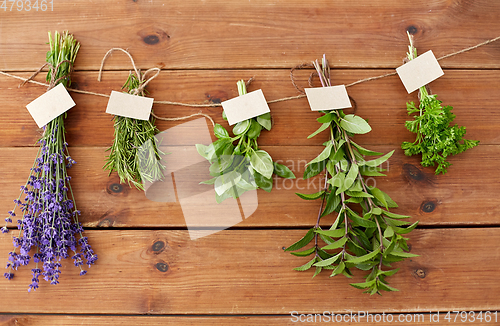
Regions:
[[401, 33, 479, 174], [286, 56, 418, 295], [196, 80, 295, 203]]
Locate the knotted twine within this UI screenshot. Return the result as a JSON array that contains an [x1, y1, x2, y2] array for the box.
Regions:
[[97, 48, 215, 126], [0, 34, 499, 111]]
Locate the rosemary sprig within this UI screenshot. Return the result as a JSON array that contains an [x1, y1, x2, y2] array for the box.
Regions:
[[401, 32, 479, 174], [103, 73, 164, 190], [196, 80, 295, 203], [286, 56, 418, 295]]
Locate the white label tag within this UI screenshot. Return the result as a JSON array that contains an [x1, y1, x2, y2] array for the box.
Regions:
[[305, 85, 352, 111], [222, 89, 271, 126], [396, 50, 444, 93], [26, 83, 76, 128], [105, 91, 154, 120]]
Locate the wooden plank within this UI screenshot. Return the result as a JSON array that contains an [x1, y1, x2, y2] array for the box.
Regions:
[[0, 314, 451, 325], [0, 145, 497, 228], [0, 69, 497, 147], [0, 228, 499, 314], [0, 1, 499, 70]]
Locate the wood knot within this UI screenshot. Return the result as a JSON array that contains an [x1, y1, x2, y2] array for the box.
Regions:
[[109, 183, 123, 193], [413, 268, 426, 279], [205, 90, 228, 104], [407, 25, 418, 35], [420, 200, 437, 213], [138, 27, 170, 46], [403, 164, 425, 181], [152, 240, 166, 253], [97, 218, 113, 228], [143, 35, 160, 45], [156, 262, 169, 272]]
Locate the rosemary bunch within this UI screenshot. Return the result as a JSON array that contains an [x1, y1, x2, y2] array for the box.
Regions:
[[286, 56, 418, 295], [2, 31, 97, 291], [103, 73, 164, 190], [196, 80, 295, 203], [401, 32, 479, 174]]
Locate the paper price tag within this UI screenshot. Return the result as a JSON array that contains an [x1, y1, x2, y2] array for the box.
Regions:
[[396, 50, 444, 93], [222, 89, 271, 126], [105, 91, 154, 121], [26, 83, 76, 128], [305, 85, 352, 111]]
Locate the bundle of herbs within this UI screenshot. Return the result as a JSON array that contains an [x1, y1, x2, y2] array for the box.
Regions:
[[103, 71, 164, 190], [286, 56, 418, 295], [196, 80, 295, 203], [401, 33, 479, 174], [1, 31, 97, 292]]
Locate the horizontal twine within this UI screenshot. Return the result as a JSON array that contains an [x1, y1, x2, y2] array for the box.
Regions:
[[0, 34, 498, 115]]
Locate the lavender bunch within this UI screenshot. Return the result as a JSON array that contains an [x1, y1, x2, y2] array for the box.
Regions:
[[1, 31, 97, 292]]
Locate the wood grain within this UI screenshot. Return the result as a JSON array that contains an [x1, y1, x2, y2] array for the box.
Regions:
[[0, 69, 497, 148], [0, 1, 499, 70], [0, 228, 499, 314], [0, 145, 498, 228], [0, 0, 498, 318], [0, 314, 446, 325]]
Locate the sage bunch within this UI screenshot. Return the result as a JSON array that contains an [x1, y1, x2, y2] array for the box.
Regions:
[[286, 56, 418, 295]]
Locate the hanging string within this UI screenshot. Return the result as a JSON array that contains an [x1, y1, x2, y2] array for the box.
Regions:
[[97, 48, 214, 124], [1, 35, 499, 110]]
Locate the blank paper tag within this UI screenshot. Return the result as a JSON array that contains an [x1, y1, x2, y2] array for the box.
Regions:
[[105, 91, 154, 120], [305, 85, 352, 111], [26, 83, 76, 128], [222, 89, 270, 126], [396, 50, 444, 93]]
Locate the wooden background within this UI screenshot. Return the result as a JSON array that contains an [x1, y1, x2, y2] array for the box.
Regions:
[[1, 0, 499, 325]]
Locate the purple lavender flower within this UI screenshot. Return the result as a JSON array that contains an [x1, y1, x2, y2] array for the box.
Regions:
[[2, 105, 97, 292]]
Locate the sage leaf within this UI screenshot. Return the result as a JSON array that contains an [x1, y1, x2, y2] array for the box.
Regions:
[[322, 236, 348, 250], [291, 247, 316, 257], [285, 228, 315, 252], [364, 150, 394, 167], [330, 261, 345, 277], [315, 228, 344, 238], [370, 187, 388, 209], [340, 114, 371, 134], [306, 142, 333, 166], [294, 257, 317, 271], [346, 249, 380, 264], [314, 252, 342, 267], [307, 122, 330, 139], [303, 160, 327, 179], [351, 141, 383, 156], [296, 190, 325, 200]]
